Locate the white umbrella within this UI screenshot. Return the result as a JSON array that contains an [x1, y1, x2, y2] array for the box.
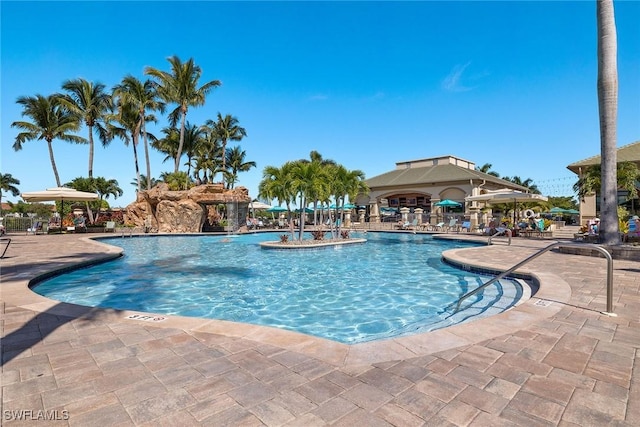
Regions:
[[249, 201, 272, 210], [21, 187, 99, 202], [21, 187, 99, 233], [465, 190, 548, 225]]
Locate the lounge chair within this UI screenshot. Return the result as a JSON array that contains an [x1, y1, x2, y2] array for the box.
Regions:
[[446, 218, 459, 232], [27, 221, 44, 235], [434, 222, 446, 231], [474, 223, 485, 233], [459, 221, 471, 232], [105, 221, 116, 233]]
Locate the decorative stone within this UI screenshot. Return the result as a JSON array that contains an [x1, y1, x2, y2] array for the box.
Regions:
[[125, 184, 251, 233]]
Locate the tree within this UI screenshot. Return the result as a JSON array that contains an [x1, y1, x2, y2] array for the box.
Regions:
[[108, 101, 146, 193], [12, 94, 86, 186], [132, 175, 158, 191], [145, 56, 221, 173], [597, 0, 619, 245], [0, 173, 21, 215], [209, 113, 246, 171], [476, 163, 500, 177], [112, 76, 165, 190], [92, 177, 123, 210], [258, 162, 296, 220], [573, 162, 639, 202], [57, 78, 112, 178], [224, 146, 256, 189]]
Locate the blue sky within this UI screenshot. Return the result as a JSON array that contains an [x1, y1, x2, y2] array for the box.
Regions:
[[2, 1, 639, 207]]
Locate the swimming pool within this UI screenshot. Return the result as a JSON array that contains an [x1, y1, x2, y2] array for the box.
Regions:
[[32, 232, 524, 343]]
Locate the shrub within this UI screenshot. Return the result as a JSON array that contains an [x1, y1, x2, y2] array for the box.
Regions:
[[340, 230, 350, 239], [279, 234, 289, 243], [311, 230, 325, 240]]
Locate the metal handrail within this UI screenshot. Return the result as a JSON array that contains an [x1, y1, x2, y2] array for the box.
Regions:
[[488, 229, 512, 245], [453, 242, 615, 315]]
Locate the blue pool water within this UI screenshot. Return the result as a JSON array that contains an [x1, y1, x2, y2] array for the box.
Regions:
[[33, 232, 523, 343]]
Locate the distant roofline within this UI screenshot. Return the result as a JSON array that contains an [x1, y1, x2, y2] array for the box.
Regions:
[[395, 155, 476, 171]]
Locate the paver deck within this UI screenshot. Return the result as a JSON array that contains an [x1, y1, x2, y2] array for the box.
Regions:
[[1, 232, 638, 426]]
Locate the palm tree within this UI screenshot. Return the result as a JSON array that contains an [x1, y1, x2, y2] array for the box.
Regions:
[[179, 122, 206, 179], [108, 101, 146, 193], [57, 78, 112, 178], [112, 76, 165, 190], [152, 126, 180, 164], [208, 113, 246, 171], [0, 173, 20, 215], [132, 174, 158, 190], [328, 165, 368, 236], [145, 56, 221, 173], [92, 177, 123, 210], [573, 163, 639, 202], [12, 94, 86, 186], [224, 146, 256, 189], [304, 151, 336, 225], [289, 161, 324, 240], [476, 163, 500, 177], [597, 0, 619, 245], [258, 162, 296, 223]]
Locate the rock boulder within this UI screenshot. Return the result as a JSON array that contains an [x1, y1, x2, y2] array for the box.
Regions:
[[125, 184, 250, 233]]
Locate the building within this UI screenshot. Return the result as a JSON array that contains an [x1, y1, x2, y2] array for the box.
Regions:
[[357, 155, 528, 227], [567, 140, 640, 224]]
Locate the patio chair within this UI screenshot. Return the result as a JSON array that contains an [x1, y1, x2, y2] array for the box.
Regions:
[[399, 219, 418, 230], [27, 221, 43, 235]]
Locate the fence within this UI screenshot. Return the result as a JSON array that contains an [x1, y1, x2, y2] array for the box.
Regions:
[[1, 216, 48, 234]]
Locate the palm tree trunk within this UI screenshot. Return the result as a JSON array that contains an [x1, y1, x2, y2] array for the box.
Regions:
[[597, 0, 619, 245], [142, 113, 152, 190], [47, 138, 62, 187], [132, 134, 142, 194], [88, 126, 95, 178], [175, 109, 187, 173]]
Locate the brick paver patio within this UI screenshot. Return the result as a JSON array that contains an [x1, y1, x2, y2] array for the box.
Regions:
[[1, 232, 638, 426]]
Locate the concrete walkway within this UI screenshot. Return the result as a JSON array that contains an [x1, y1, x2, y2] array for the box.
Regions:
[[1, 233, 638, 426]]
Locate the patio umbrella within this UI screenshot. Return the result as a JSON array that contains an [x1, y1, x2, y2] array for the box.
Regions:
[[21, 187, 99, 203], [434, 199, 462, 218], [21, 187, 99, 233], [465, 190, 548, 225], [249, 201, 272, 210], [266, 206, 287, 213]]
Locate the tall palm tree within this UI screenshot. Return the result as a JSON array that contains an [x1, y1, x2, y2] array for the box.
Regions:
[[597, 0, 619, 245], [12, 94, 86, 186], [145, 56, 221, 173], [108, 101, 146, 193], [57, 78, 112, 178], [112, 76, 165, 190], [224, 146, 256, 189], [0, 173, 20, 214], [208, 113, 246, 171]]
